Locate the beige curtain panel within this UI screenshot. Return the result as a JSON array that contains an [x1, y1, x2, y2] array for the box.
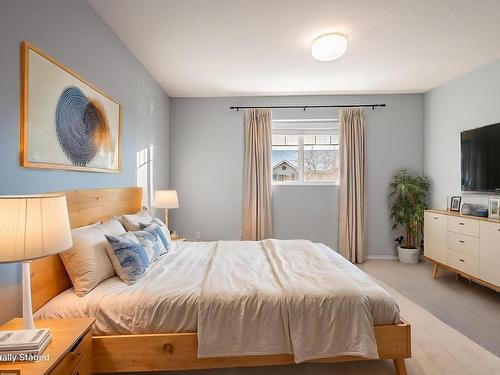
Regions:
[[338, 108, 367, 263], [242, 109, 273, 240]]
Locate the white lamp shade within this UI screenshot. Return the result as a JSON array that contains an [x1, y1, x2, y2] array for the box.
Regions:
[[0, 194, 73, 263], [155, 190, 179, 209]]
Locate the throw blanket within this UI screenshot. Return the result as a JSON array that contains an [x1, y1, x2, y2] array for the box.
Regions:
[[198, 239, 381, 362], [263, 239, 378, 362], [197, 241, 292, 357]]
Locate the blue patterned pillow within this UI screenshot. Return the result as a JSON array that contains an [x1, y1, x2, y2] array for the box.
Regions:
[[105, 233, 149, 284], [139, 219, 171, 252], [133, 229, 166, 263]]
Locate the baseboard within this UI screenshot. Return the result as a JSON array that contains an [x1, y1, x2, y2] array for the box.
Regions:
[[367, 255, 398, 260]]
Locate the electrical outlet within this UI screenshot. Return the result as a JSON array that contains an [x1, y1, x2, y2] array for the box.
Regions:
[[195, 231, 201, 240]]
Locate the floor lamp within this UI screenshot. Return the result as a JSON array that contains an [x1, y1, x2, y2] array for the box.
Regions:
[[0, 194, 73, 330]]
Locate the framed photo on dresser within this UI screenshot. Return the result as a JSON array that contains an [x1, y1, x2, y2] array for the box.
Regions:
[[489, 198, 500, 219], [450, 196, 462, 211]]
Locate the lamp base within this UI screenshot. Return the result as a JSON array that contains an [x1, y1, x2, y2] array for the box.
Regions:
[[22, 261, 35, 330]]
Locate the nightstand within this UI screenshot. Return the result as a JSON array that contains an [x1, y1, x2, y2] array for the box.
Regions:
[[172, 237, 186, 242], [0, 318, 94, 375]]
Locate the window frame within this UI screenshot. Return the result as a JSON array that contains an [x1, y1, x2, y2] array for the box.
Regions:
[[271, 120, 339, 186]]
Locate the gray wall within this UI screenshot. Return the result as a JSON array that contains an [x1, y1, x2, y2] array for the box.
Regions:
[[170, 94, 424, 257], [0, 0, 170, 323], [424, 59, 500, 209]]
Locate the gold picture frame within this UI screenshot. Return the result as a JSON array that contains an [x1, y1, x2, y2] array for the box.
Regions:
[[20, 41, 122, 173]]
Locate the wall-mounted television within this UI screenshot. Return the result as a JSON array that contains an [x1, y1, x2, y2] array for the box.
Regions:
[[461, 122, 500, 192]]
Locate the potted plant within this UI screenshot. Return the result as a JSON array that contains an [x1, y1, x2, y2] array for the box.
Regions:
[[389, 169, 430, 263]]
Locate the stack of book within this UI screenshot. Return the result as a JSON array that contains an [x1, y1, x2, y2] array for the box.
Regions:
[[0, 328, 51, 359]]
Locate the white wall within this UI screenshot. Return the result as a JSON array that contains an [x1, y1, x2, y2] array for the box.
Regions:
[[170, 94, 424, 257], [424, 58, 500, 209]]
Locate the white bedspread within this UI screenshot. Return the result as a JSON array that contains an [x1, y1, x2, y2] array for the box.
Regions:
[[35, 240, 400, 362]]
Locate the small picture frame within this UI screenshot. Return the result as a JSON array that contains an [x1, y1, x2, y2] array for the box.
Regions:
[[450, 196, 462, 211], [489, 198, 500, 219]]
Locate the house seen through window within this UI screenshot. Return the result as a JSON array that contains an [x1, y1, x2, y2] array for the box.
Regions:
[[271, 119, 339, 184]]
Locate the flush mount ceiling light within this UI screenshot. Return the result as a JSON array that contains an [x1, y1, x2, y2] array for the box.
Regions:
[[311, 33, 348, 61]]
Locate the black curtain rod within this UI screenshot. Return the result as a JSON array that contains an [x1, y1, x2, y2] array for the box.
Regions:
[[230, 104, 386, 111]]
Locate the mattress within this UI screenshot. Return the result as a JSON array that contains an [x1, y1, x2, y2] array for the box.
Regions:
[[35, 241, 400, 340]]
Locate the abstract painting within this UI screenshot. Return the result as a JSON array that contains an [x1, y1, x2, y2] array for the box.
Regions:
[[20, 42, 121, 173]]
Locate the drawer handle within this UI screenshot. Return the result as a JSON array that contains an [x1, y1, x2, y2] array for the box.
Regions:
[[459, 259, 465, 262], [433, 217, 439, 220], [163, 343, 175, 354], [459, 240, 465, 244], [459, 222, 465, 226], [69, 335, 84, 352]]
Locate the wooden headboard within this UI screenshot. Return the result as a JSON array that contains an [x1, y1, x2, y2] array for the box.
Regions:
[[30, 187, 143, 312]]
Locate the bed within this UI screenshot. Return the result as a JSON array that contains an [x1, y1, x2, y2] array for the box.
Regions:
[[30, 187, 411, 374]]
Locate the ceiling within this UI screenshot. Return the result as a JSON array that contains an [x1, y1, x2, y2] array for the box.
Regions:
[[88, 0, 500, 97]]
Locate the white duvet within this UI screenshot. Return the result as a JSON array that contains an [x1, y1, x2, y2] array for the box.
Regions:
[[36, 240, 400, 363]]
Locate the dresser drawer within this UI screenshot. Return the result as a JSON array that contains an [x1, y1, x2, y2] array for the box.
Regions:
[[448, 216, 480, 237], [448, 232, 479, 257], [50, 329, 91, 375], [448, 250, 479, 277]]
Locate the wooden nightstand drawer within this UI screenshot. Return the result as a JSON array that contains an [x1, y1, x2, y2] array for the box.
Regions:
[[448, 216, 479, 237], [49, 330, 91, 375], [448, 232, 479, 257], [73, 352, 92, 375], [0, 318, 94, 375]]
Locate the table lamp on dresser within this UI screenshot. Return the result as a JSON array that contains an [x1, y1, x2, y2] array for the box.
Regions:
[[0, 194, 72, 330], [155, 190, 179, 227]]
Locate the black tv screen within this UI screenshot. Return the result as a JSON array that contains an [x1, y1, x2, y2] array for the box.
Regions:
[[461, 122, 500, 192]]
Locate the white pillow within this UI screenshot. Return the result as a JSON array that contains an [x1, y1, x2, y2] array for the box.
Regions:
[[122, 210, 153, 231], [60, 219, 125, 296]]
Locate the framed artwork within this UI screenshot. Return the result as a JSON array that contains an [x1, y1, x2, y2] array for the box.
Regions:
[[450, 196, 462, 211], [20, 41, 121, 173], [489, 198, 500, 219]]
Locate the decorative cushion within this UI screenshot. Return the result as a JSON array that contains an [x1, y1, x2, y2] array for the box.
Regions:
[[60, 219, 125, 296], [105, 232, 150, 284], [133, 229, 166, 263], [122, 210, 153, 231], [139, 219, 171, 251]]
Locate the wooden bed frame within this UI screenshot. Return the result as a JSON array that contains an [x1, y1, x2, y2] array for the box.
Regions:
[[30, 187, 411, 374]]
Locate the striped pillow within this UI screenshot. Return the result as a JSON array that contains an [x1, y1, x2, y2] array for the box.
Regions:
[[105, 233, 149, 284], [139, 219, 171, 251], [133, 229, 166, 263]]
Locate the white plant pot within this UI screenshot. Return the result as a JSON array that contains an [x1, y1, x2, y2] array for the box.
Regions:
[[397, 246, 420, 264]]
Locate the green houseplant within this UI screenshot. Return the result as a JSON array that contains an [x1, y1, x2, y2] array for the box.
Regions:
[[389, 169, 430, 263]]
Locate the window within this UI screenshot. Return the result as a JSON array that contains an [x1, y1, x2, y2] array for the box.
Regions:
[[136, 145, 154, 208], [272, 120, 339, 184]]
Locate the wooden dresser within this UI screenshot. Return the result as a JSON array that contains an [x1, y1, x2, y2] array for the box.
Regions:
[[0, 318, 94, 375], [424, 209, 500, 292]]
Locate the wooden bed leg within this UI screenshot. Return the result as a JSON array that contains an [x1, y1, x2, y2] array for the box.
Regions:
[[432, 263, 439, 278], [393, 358, 408, 375]]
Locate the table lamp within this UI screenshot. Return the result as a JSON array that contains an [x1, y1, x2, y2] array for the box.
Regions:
[[155, 190, 179, 227], [0, 194, 72, 330]]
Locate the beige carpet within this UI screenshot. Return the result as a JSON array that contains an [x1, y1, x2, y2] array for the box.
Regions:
[[358, 260, 500, 355], [135, 277, 499, 375]]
